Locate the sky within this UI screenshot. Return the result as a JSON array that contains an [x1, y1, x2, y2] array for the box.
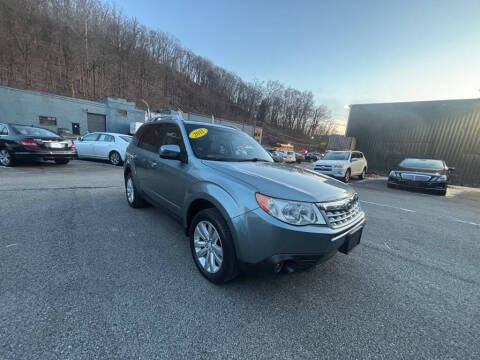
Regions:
[[113, 0, 480, 125]]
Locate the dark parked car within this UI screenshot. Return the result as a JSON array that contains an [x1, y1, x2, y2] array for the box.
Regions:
[[124, 117, 365, 284], [387, 158, 454, 195], [265, 148, 284, 162], [0, 123, 77, 166], [305, 152, 323, 162], [295, 152, 305, 163]]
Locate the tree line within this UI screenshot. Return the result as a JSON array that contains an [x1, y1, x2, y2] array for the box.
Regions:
[[0, 0, 335, 137]]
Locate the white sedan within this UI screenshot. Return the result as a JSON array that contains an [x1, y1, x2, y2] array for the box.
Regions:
[[74, 132, 132, 166]]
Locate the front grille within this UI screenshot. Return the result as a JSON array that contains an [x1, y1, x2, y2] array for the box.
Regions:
[[315, 165, 332, 171], [401, 173, 431, 181], [318, 194, 362, 229]]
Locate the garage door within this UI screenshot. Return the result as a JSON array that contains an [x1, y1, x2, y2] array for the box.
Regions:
[[87, 113, 106, 132]]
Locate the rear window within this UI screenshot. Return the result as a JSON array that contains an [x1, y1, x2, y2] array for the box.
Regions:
[[11, 125, 60, 138], [120, 136, 132, 143]]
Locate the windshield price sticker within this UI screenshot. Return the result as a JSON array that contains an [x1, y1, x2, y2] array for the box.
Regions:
[[189, 128, 208, 139]]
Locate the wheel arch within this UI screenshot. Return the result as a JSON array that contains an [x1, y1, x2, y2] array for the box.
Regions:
[[183, 184, 244, 252]]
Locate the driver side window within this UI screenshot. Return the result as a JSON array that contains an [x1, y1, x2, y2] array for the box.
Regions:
[[160, 124, 186, 153]]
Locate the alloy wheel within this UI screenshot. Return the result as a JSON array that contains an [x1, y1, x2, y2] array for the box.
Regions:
[[110, 152, 120, 165], [194, 220, 223, 274], [126, 177, 134, 203], [0, 149, 11, 166]]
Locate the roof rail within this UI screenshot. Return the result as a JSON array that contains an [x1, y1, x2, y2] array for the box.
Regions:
[[147, 113, 185, 123]]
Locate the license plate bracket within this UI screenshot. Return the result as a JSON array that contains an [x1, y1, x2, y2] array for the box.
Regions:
[[339, 228, 362, 254]]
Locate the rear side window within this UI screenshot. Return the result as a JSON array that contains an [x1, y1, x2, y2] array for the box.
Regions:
[[83, 134, 99, 141], [133, 126, 146, 146], [138, 125, 164, 153], [98, 134, 114, 142]]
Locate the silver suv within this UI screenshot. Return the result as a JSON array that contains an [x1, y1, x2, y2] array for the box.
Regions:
[[124, 117, 366, 283]]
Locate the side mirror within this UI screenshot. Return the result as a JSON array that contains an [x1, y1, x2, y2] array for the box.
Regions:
[[159, 144, 181, 160], [448, 167, 455, 172], [77, 136, 83, 141]]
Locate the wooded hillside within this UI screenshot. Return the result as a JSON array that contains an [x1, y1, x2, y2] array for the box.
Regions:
[[0, 0, 336, 139]]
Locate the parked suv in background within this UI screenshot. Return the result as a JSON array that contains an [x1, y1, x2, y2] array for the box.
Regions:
[[312, 150, 367, 182], [0, 123, 77, 166], [124, 117, 365, 283], [282, 151, 296, 163]]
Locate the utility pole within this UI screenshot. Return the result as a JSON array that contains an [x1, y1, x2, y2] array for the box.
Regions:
[[140, 99, 151, 121]]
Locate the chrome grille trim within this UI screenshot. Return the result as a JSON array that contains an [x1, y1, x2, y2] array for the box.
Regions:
[[314, 165, 332, 171], [401, 173, 431, 181], [317, 194, 363, 229]]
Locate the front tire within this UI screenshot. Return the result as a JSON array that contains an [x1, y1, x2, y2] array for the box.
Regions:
[[0, 149, 13, 166], [190, 208, 238, 284], [437, 189, 447, 196], [109, 151, 122, 166], [125, 173, 148, 208], [343, 169, 351, 183], [359, 167, 366, 179]]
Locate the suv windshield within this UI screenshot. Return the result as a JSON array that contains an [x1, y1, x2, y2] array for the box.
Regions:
[[11, 125, 60, 138], [322, 151, 350, 160], [184, 124, 272, 162], [399, 158, 444, 170]]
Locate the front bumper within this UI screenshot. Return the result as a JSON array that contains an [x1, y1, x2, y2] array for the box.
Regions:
[[388, 177, 446, 191], [13, 150, 77, 161], [313, 168, 346, 179], [233, 208, 365, 273]]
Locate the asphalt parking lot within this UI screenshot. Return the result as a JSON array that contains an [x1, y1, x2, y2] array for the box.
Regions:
[[1, 160, 479, 359]]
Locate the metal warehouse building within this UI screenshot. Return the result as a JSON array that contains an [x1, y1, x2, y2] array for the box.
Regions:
[[0, 86, 145, 136], [346, 99, 480, 187]]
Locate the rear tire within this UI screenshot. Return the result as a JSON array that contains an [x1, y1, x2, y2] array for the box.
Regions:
[[125, 173, 148, 208], [190, 208, 238, 284], [54, 159, 70, 165], [0, 149, 13, 166], [109, 151, 122, 166]]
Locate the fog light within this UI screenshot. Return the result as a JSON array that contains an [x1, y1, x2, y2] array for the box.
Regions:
[[274, 262, 283, 273]]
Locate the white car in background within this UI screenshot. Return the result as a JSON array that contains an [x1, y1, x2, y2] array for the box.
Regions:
[[282, 151, 296, 163], [74, 132, 132, 166], [311, 150, 368, 182]]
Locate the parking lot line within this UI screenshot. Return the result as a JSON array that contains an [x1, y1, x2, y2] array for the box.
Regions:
[[360, 200, 416, 213], [454, 219, 480, 227]]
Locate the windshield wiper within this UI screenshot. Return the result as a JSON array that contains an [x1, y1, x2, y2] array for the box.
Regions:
[[236, 158, 269, 162]]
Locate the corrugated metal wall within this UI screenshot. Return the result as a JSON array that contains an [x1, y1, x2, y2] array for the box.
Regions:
[[346, 99, 480, 187], [327, 135, 356, 151]]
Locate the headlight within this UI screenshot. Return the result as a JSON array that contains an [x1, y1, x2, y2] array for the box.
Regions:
[[431, 175, 447, 182], [389, 170, 400, 178], [333, 164, 345, 169], [256, 193, 326, 226]]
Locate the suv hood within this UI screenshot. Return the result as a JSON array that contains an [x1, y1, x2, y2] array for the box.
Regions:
[[203, 161, 355, 203], [313, 159, 349, 166]]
